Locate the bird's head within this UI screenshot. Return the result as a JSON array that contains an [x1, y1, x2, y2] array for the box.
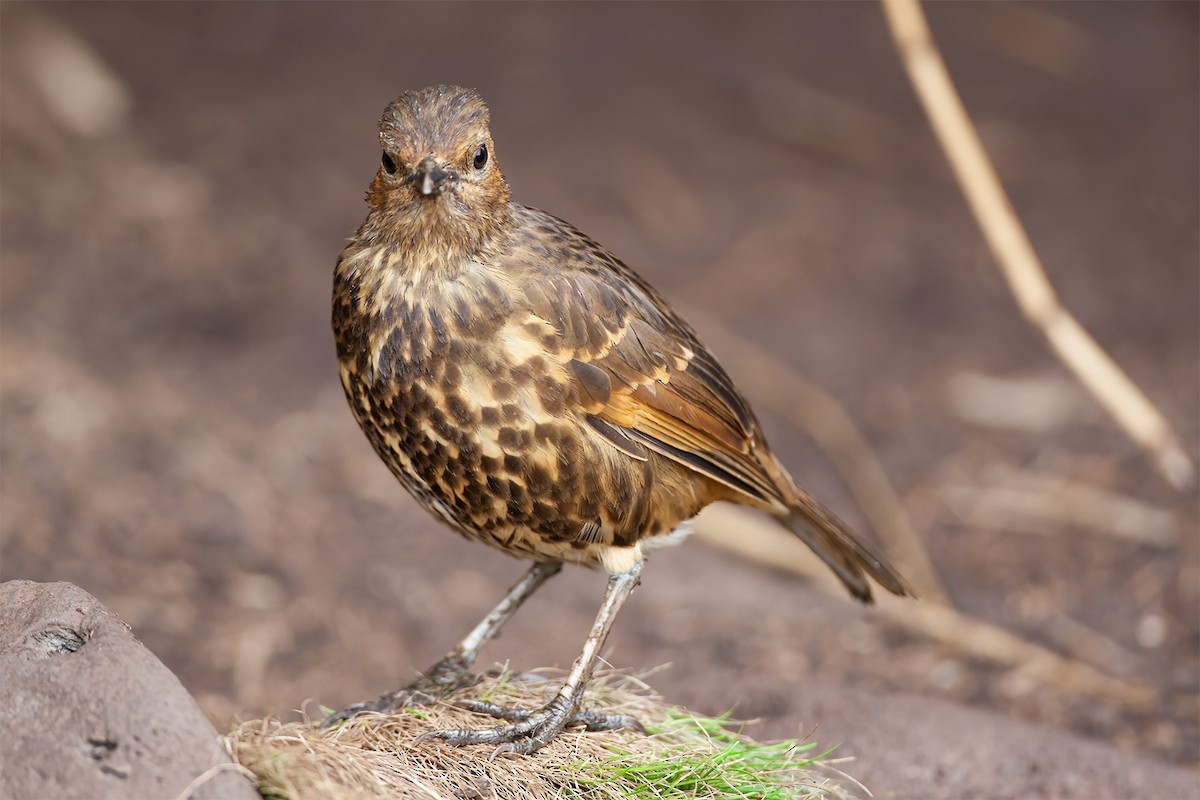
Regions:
[[366, 86, 512, 257]]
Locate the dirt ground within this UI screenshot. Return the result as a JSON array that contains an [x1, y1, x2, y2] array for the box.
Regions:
[[2, 0, 1197, 793]]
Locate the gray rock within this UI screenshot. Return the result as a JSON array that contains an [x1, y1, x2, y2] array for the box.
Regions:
[[0, 581, 258, 800]]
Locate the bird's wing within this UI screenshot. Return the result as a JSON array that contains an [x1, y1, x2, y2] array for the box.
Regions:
[[508, 207, 791, 510]]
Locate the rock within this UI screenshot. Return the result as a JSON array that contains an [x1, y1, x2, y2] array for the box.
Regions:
[[0, 580, 258, 800]]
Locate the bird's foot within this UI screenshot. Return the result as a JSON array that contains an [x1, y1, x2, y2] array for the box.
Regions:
[[416, 695, 644, 756], [320, 655, 481, 729]]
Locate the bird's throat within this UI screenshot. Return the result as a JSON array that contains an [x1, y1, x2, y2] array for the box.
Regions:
[[366, 198, 511, 280]]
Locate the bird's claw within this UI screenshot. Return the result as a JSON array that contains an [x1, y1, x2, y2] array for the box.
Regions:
[[320, 657, 481, 730], [320, 701, 373, 729], [414, 698, 643, 755], [320, 687, 436, 729], [571, 708, 646, 733]]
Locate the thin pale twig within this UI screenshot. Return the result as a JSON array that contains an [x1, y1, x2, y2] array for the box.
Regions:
[[880, 0, 1194, 491], [693, 503, 1155, 711]]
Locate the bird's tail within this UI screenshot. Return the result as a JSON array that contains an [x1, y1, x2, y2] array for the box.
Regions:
[[778, 487, 913, 604]]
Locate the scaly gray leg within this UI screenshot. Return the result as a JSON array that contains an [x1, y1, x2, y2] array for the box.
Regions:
[[321, 560, 563, 728], [416, 560, 644, 755]]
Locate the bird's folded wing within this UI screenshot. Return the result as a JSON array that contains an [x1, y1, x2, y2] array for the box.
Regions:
[[508, 206, 790, 510], [554, 279, 790, 511]]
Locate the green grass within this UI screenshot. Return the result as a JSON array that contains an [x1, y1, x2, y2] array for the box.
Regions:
[[568, 711, 838, 800]]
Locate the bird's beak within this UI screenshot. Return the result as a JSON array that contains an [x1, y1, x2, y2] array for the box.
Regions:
[[414, 157, 452, 197]]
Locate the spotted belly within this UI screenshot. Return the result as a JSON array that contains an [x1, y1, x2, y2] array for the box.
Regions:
[[334, 271, 700, 567], [341, 346, 653, 565]]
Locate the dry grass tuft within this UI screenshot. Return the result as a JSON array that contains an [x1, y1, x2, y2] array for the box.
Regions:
[[227, 669, 841, 800]]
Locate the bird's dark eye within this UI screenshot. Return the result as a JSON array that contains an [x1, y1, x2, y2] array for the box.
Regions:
[[472, 145, 488, 170], [381, 152, 398, 175]]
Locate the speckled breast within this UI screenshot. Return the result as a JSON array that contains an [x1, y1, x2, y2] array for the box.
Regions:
[[332, 255, 658, 564]]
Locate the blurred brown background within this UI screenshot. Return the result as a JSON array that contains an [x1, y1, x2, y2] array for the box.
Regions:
[[2, 0, 1196, 789]]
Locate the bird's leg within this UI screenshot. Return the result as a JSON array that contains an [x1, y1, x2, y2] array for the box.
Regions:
[[321, 560, 562, 728], [417, 560, 644, 756], [425, 560, 564, 682]]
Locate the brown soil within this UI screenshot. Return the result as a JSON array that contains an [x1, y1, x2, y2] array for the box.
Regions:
[[2, 0, 1196, 791]]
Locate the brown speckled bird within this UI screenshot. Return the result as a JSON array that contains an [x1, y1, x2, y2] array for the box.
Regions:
[[328, 85, 911, 754]]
